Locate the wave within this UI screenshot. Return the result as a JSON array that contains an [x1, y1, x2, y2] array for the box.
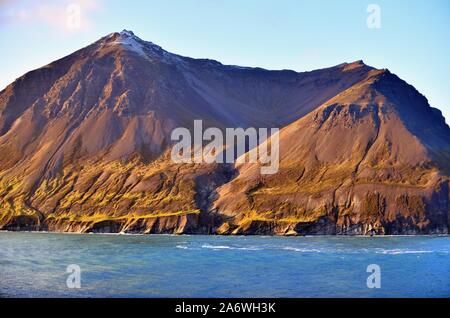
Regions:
[[375, 249, 434, 255], [176, 244, 447, 255], [201, 244, 231, 249], [200, 244, 262, 251], [282, 246, 323, 253], [201, 244, 325, 252]]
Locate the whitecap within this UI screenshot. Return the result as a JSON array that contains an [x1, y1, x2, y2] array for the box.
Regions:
[[282, 246, 323, 253], [237, 247, 263, 251], [376, 249, 434, 255], [201, 244, 231, 249], [200, 244, 263, 251]]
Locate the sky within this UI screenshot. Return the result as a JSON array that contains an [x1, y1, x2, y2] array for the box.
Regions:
[[1, 0, 449, 123]]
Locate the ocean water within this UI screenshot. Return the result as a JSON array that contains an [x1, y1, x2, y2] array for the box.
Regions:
[[0, 232, 449, 298]]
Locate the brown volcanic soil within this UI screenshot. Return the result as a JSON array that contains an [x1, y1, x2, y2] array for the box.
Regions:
[[0, 31, 448, 235]]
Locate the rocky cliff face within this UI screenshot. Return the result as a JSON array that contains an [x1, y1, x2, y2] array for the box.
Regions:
[[0, 30, 449, 235]]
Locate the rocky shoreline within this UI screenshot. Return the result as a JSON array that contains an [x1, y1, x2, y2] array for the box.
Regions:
[[2, 213, 448, 236]]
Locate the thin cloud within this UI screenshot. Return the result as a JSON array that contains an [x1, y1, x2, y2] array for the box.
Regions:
[[0, 0, 102, 33]]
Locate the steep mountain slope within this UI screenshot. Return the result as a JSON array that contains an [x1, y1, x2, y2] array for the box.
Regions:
[[213, 69, 450, 235], [0, 30, 448, 234]]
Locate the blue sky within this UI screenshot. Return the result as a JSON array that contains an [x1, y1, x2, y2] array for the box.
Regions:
[[1, 0, 449, 122]]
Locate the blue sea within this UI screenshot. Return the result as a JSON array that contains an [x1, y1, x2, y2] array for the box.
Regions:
[[0, 232, 449, 297]]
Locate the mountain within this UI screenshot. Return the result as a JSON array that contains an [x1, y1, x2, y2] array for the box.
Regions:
[[0, 30, 448, 234], [214, 69, 450, 235]]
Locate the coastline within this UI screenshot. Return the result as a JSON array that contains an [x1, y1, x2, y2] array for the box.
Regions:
[[2, 212, 449, 236], [1, 229, 449, 237]]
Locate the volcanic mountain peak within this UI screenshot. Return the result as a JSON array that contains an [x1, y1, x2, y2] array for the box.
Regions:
[[107, 30, 150, 56], [109, 30, 162, 51], [96, 30, 183, 66], [118, 29, 136, 37]]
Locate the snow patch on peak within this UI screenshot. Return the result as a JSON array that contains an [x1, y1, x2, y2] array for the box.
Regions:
[[119, 29, 135, 37], [101, 30, 187, 66], [105, 31, 151, 60]]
